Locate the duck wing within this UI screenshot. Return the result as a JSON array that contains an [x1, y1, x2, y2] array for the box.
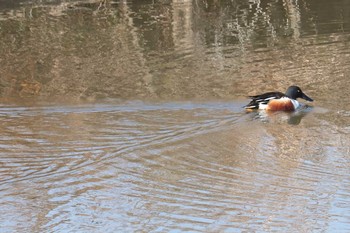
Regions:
[[245, 91, 285, 109]]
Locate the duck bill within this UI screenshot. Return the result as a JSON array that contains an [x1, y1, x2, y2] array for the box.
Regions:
[[302, 93, 313, 102]]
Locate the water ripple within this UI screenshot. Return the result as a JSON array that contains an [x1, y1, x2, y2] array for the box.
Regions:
[[1, 101, 350, 232]]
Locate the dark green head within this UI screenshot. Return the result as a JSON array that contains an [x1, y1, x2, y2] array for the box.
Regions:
[[285, 86, 313, 101]]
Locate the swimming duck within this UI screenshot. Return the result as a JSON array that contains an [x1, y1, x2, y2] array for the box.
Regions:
[[245, 86, 313, 111]]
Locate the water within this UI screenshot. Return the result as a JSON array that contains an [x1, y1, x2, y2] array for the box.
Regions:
[[1, 0, 350, 232]]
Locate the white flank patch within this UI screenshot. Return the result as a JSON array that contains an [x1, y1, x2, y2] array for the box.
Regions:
[[258, 103, 268, 109], [290, 99, 300, 109]]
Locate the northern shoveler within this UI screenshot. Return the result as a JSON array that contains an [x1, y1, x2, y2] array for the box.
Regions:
[[245, 86, 313, 111]]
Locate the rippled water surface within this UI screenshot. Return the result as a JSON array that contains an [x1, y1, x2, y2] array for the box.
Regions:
[[1, 0, 350, 232]]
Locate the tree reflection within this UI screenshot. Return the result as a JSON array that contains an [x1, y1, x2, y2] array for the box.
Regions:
[[0, 0, 349, 101]]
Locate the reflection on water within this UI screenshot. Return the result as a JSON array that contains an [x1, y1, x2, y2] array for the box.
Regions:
[[1, 0, 350, 232], [248, 105, 314, 125], [1, 0, 350, 106], [0, 101, 350, 232]]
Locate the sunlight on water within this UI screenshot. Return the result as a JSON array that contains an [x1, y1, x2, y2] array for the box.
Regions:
[[0, 101, 350, 232]]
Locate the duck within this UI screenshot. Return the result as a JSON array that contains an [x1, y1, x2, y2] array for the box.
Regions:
[[245, 85, 313, 111]]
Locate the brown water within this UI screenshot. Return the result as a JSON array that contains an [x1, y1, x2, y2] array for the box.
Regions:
[[1, 0, 350, 232]]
